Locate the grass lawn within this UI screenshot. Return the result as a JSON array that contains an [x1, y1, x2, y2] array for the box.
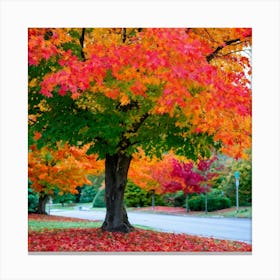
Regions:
[[28, 220, 103, 231], [47, 202, 93, 211], [28, 214, 251, 252], [29, 215, 156, 232], [129, 206, 252, 218], [212, 207, 252, 218], [185, 206, 252, 218]]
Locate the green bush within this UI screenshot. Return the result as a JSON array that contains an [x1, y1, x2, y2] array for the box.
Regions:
[[188, 195, 205, 211], [124, 181, 166, 207], [28, 186, 39, 213], [81, 175, 105, 205], [163, 191, 200, 208], [79, 185, 97, 203], [124, 181, 151, 207], [92, 189, 106, 207], [52, 191, 76, 205], [173, 191, 186, 207], [188, 192, 232, 212], [206, 196, 232, 211]]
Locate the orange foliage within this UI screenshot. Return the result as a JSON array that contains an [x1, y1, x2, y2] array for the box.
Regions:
[[28, 28, 252, 159], [28, 143, 104, 196], [128, 149, 187, 194]]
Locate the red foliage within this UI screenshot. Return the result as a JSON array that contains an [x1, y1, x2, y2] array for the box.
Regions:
[[28, 228, 251, 252], [163, 159, 205, 194], [28, 215, 251, 252]]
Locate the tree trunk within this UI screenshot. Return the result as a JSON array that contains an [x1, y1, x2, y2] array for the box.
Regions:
[[151, 190, 155, 210], [101, 153, 134, 233], [185, 194, 189, 212], [37, 194, 49, 214], [205, 192, 208, 214]]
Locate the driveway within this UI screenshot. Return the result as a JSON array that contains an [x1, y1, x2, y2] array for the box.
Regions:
[[50, 209, 252, 244]]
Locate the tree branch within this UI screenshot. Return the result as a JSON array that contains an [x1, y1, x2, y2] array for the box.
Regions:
[[206, 38, 241, 62], [127, 112, 149, 135], [203, 28, 219, 44], [217, 49, 245, 57], [79, 28, 86, 61], [118, 112, 150, 152], [121, 28, 127, 43]]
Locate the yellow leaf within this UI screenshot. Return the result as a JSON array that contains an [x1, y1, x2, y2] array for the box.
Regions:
[[120, 93, 130, 106]]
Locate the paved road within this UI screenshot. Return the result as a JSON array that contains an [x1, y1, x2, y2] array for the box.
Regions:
[[50, 209, 252, 244]]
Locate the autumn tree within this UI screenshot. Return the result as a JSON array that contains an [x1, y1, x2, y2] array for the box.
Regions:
[[28, 143, 103, 214], [28, 28, 252, 232], [130, 152, 219, 211], [129, 150, 210, 210], [129, 150, 177, 194], [163, 159, 206, 211], [129, 150, 180, 208]]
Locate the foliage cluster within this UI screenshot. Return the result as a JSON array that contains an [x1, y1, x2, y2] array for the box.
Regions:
[[124, 181, 165, 207], [215, 153, 252, 206], [28, 214, 251, 252], [28, 185, 39, 213], [29, 28, 252, 161], [188, 193, 232, 212], [28, 143, 103, 198]]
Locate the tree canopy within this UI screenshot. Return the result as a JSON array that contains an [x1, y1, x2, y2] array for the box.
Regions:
[[29, 28, 252, 160]]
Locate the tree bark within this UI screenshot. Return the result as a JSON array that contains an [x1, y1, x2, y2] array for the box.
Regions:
[[185, 194, 189, 212], [37, 193, 49, 214], [101, 153, 134, 232]]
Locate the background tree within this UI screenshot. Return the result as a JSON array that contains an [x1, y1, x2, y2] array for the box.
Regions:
[[28, 143, 103, 214], [219, 151, 252, 206], [129, 150, 181, 208], [129, 150, 178, 194], [163, 158, 215, 212], [28, 28, 252, 231]]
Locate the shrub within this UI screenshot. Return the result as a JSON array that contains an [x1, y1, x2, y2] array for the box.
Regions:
[[79, 185, 97, 203], [124, 181, 166, 207], [52, 191, 76, 205], [152, 191, 166, 207], [206, 196, 232, 211], [124, 182, 151, 207], [161, 194, 174, 207], [173, 191, 186, 207], [188, 195, 205, 211], [188, 192, 232, 212], [92, 189, 106, 207], [28, 186, 39, 213]]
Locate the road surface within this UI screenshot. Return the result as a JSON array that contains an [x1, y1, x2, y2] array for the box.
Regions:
[[50, 209, 252, 244]]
